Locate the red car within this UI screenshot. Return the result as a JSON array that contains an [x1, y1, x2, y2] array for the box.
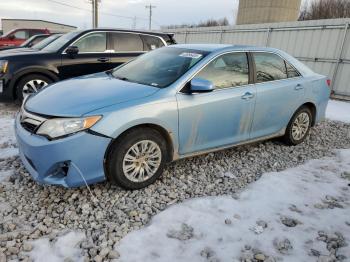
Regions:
[[0, 28, 50, 48]]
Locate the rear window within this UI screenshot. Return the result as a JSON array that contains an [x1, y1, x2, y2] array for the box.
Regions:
[[110, 33, 143, 52], [141, 35, 164, 51], [29, 30, 44, 37], [285, 62, 300, 78]]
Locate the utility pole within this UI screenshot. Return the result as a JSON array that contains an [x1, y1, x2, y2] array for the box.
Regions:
[[145, 4, 156, 30], [132, 16, 137, 29], [90, 0, 99, 28]]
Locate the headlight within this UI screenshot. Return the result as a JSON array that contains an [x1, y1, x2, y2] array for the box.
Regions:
[[0, 60, 8, 74], [36, 116, 101, 139]]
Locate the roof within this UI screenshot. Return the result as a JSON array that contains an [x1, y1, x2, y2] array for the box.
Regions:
[[1, 19, 77, 29], [169, 44, 277, 53], [88, 28, 174, 37]]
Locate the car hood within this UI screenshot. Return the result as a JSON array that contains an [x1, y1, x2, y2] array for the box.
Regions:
[[0, 47, 32, 53], [25, 72, 160, 117], [0, 49, 52, 58]]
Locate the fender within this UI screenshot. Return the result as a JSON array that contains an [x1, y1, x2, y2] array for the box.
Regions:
[[9, 66, 60, 99]]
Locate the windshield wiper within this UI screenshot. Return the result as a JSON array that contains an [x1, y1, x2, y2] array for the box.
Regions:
[[115, 76, 130, 81]]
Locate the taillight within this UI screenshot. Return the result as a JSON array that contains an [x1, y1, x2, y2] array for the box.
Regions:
[[326, 79, 331, 87]]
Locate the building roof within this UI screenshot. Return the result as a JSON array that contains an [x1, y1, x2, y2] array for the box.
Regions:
[[1, 19, 77, 29]]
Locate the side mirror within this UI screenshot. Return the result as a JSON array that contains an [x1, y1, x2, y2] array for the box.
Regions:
[[66, 46, 79, 56], [190, 78, 214, 93]]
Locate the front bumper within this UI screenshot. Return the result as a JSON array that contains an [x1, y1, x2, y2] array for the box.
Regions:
[[0, 74, 13, 100], [15, 114, 112, 187]]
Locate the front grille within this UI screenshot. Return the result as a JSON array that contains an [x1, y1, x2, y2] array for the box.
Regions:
[[21, 121, 38, 133], [20, 108, 47, 134]]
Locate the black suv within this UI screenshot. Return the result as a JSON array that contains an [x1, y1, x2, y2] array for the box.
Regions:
[[0, 29, 176, 101]]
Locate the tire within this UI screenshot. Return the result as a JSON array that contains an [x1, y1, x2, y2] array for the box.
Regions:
[[106, 127, 168, 190], [16, 74, 52, 102], [283, 106, 312, 146]]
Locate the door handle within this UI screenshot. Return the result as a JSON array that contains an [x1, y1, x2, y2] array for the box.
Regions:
[[241, 92, 254, 100], [295, 84, 304, 90], [97, 57, 109, 62]]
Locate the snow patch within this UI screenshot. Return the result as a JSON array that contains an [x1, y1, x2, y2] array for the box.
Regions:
[[29, 231, 85, 262], [0, 169, 14, 183], [326, 100, 350, 123], [0, 117, 18, 159], [116, 149, 350, 262]]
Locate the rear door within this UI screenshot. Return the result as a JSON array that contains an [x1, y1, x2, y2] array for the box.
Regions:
[[59, 31, 112, 79], [250, 52, 304, 139], [177, 52, 256, 155], [108, 32, 145, 69]]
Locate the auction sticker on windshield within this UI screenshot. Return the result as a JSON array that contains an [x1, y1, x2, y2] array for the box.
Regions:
[[179, 52, 203, 59]]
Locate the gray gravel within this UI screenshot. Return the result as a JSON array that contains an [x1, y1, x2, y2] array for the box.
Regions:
[[0, 104, 350, 261]]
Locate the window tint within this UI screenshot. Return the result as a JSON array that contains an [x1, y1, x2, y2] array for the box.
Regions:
[[31, 36, 46, 45], [141, 35, 164, 51], [14, 30, 28, 39], [110, 33, 143, 52], [285, 62, 300, 78], [29, 30, 42, 37], [254, 53, 287, 83], [74, 32, 107, 53], [196, 52, 249, 89]]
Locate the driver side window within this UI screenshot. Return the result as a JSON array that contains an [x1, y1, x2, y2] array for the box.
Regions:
[[74, 32, 107, 53], [195, 52, 249, 89]]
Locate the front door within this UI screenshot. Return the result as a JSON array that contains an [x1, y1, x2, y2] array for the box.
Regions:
[[59, 32, 112, 79], [176, 52, 256, 155]]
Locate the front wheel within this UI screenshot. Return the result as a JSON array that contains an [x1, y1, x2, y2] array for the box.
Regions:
[[283, 106, 312, 145], [106, 128, 168, 190], [16, 74, 52, 102]]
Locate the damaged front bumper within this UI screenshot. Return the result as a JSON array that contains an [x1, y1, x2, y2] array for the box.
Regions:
[[15, 114, 112, 187]]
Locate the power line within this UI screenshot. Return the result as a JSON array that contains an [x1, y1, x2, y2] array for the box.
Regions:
[[45, 0, 148, 22], [46, 0, 90, 11]]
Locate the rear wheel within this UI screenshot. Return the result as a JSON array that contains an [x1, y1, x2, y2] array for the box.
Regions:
[[106, 128, 168, 190], [16, 74, 52, 102], [283, 106, 312, 145]]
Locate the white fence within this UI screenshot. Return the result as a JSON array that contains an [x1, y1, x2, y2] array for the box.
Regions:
[[166, 18, 350, 100]]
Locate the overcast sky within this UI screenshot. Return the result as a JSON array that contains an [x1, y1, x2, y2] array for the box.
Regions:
[[0, 0, 310, 30]]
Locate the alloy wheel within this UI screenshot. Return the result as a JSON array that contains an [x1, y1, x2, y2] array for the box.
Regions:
[[22, 79, 48, 98], [291, 112, 310, 141], [122, 140, 162, 183]]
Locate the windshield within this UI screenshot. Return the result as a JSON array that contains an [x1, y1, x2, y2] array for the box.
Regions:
[[112, 47, 209, 88], [20, 36, 38, 47], [32, 34, 62, 50], [42, 31, 80, 52]]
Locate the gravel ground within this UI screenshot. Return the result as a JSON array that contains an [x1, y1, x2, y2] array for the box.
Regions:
[[0, 103, 350, 261]]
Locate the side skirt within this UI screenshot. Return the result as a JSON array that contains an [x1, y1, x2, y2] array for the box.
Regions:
[[174, 128, 286, 161]]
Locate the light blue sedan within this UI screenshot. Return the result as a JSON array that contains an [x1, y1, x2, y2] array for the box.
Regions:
[[15, 44, 331, 189]]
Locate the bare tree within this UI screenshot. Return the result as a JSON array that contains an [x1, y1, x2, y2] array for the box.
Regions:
[[299, 0, 350, 20], [197, 18, 229, 27], [164, 18, 229, 29]]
